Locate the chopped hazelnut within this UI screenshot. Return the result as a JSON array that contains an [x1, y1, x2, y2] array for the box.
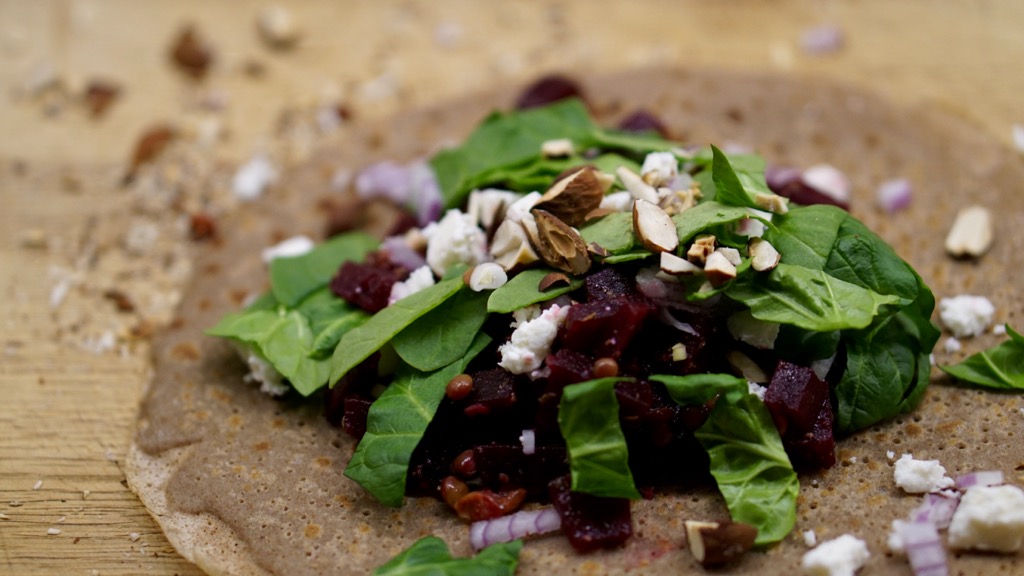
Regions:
[[685, 520, 758, 567]]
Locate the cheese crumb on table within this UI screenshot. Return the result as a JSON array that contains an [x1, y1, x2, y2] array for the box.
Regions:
[[948, 485, 1024, 552], [938, 295, 995, 338], [801, 534, 869, 576], [893, 453, 954, 493]]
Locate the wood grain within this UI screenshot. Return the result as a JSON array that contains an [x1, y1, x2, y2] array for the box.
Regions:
[[1, 1, 1022, 574]]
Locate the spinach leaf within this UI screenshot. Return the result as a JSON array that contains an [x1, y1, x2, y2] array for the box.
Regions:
[[710, 145, 771, 209], [601, 251, 654, 265], [834, 274, 939, 432], [346, 333, 491, 507], [206, 308, 330, 396], [487, 268, 584, 313], [580, 212, 636, 254], [329, 274, 467, 383], [940, 325, 1024, 390], [269, 232, 379, 307], [392, 287, 489, 371], [558, 377, 641, 500], [672, 201, 772, 245], [296, 287, 369, 359], [652, 373, 749, 405], [726, 263, 901, 331], [373, 536, 522, 576]]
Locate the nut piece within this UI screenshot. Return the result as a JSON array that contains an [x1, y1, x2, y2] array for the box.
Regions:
[[704, 251, 738, 287], [754, 192, 790, 215], [716, 247, 742, 266], [660, 251, 701, 275], [616, 166, 659, 203], [534, 167, 606, 227], [257, 5, 302, 50], [538, 272, 572, 291], [532, 209, 591, 275], [633, 199, 679, 253], [748, 238, 781, 272], [541, 138, 574, 158], [687, 234, 717, 265], [490, 219, 540, 271], [945, 205, 993, 258], [467, 263, 508, 292], [685, 520, 758, 567]]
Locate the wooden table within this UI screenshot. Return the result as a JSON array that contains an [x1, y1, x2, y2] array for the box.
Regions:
[[2, 1, 1022, 574]]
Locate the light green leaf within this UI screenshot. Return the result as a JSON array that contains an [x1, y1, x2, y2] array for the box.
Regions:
[[580, 212, 635, 254], [269, 232, 379, 307], [373, 536, 522, 576], [487, 268, 583, 313], [392, 288, 489, 371], [940, 325, 1024, 390]]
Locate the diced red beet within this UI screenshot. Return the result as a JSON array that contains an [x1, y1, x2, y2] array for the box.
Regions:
[[341, 395, 373, 440], [324, 352, 381, 426], [617, 109, 669, 138], [585, 266, 636, 302], [614, 380, 655, 420], [548, 474, 633, 553], [514, 75, 585, 110], [545, 348, 595, 389], [764, 360, 830, 437], [473, 443, 569, 496], [329, 252, 406, 313], [463, 368, 517, 417], [559, 295, 656, 359], [785, 397, 837, 471], [769, 177, 850, 210]]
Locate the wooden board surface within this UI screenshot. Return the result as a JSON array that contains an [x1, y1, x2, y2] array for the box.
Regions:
[[1, 1, 1023, 574]]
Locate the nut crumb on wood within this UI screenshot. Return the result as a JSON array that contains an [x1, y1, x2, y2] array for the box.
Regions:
[[47, 528, 61, 535]]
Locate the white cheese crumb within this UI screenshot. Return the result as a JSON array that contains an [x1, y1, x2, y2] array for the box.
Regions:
[[123, 220, 160, 256], [993, 323, 1007, 336], [803, 529, 818, 547], [82, 490, 91, 499], [234, 343, 289, 396], [57, 516, 65, 523], [599, 190, 634, 212], [0, 512, 9, 520], [232, 155, 278, 201], [747, 381, 767, 401], [943, 336, 962, 353], [887, 519, 908, 554], [47, 528, 61, 535], [129, 532, 141, 542], [425, 209, 487, 277], [948, 484, 1024, 552], [640, 151, 679, 187], [939, 295, 995, 338], [261, 235, 315, 263], [893, 453, 954, 493], [801, 534, 869, 576], [498, 304, 571, 375], [33, 480, 43, 490], [388, 265, 436, 305], [886, 450, 895, 460], [510, 305, 542, 329]]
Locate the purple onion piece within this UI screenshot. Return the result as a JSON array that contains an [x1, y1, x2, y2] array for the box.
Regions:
[[355, 161, 413, 204], [877, 178, 913, 213], [801, 25, 845, 55], [910, 492, 960, 529], [896, 521, 948, 576], [659, 308, 698, 336], [765, 165, 802, 191], [469, 508, 562, 551], [381, 236, 426, 271], [520, 429, 536, 455], [955, 470, 1004, 489], [409, 161, 443, 226]]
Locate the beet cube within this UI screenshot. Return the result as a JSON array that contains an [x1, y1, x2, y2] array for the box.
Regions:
[[330, 257, 403, 314], [764, 360, 829, 437], [546, 349, 595, 389], [614, 380, 654, 420], [785, 397, 837, 471], [474, 443, 568, 496], [770, 178, 850, 211], [515, 75, 585, 110], [585, 266, 635, 302], [548, 474, 633, 553], [463, 368, 517, 416], [559, 296, 656, 359], [340, 395, 373, 440], [617, 110, 669, 138]]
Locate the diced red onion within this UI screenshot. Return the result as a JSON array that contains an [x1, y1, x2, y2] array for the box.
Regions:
[[877, 178, 913, 213], [519, 429, 536, 455], [659, 308, 698, 336], [636, 268, 671, 300], [408, 161, 443, 226], [469, 508, 562, 551], [955, 470, 1004, 489], [381, 236, 426, 271], [355, 161, 412, 204], [801, 164, 851, 204], [801, 25, 845, 55], [765, 165, 802, 191], [911, 491, 960, 529], [896, 521, 949, 576]]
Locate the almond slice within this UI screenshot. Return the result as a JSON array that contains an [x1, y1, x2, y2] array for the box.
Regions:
[[534, 167, 605, 227], [633, 199, 679, 253], [660, 251, 701, 275], [532, 209, 591, 275], [616, 166, 659, 203], [748, 238, 781, 271], [944, 205, 993, 258]]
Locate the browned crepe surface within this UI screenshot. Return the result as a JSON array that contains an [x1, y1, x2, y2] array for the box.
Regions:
[[127, 67, 1024, 575]]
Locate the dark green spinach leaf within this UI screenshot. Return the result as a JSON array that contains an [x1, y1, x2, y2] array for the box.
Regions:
[[487, 267, 584, 313], [580, 212, 635, 254], [269, 232, 378, 307], [296, 287, 369, 359], [373, 536, 521, 576], [392, 287, 489, 371]]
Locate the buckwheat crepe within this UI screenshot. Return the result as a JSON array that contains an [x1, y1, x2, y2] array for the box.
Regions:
[[127, 67, 1024, 575]]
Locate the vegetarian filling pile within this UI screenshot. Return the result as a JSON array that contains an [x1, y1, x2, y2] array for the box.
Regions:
[[208, 90, 948, 566]]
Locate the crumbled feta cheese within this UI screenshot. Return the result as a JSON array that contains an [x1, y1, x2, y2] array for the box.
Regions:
[[801, 534, 869, 576], [893, 453, 954, 494], [939, 295, 995, 338], [33, 480, 43, 490], [727, 310, 780, 350], [886, 450, 896, 460], [388, 265, 436, 305], [640, 151, 679, 187], [948, 485, 1024, 552], [887, 520, 908, 554], [232, 155, 278, 201], [466, 189, 519, 231], [803, 529, 818, 547], [498, 304, 571, 374], [47, 528, 61, 536], [599, 190, 634, 212], [425, 209, 487, 276], [261, 235, 315, 263], [511, 305, 542, 329], [235, 343, 289, 396], [504, 191, 542, 223], [747, 381, 767, 400], [943, 336, 962, 353], [993, 323, 1007, 336]]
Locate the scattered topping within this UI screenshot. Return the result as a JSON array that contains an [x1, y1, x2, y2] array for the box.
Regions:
[[123, 125, 176, 184], [129, 532, 141, 542], [801, 164, 851, 205], [686, 234, 716, 265], [754, 192, 790, 215], [684, 520, 757, 568], [540, 138, 574, 158], [257, 5, 301, 50], [83, 80, 121, 118], [894, 454, 955, 494], [534, 167, 605, 227], [955, 470, 1005, 490], [233, 155, 279, 201], [640, 151, 679, 187], [33, 480, 43, 490], [892, 520, 948, 576], [189, 212, 218, 241], [616, 166, 659, 203], [239, 344, 289, 396], [498, 304, 570, 374], [467, 263, 508, 292], [519, 429, 536, 455], [800, 25, 845, 55], [425, 210, 488, 276], [490, 219, 540, 271], [909, 491, 960, 529], [938, 295, 995, 338], [801, 534, 869, 576], [947, 485, 1024, 552], [876, 178, 913, 213], [659, 251, 700, 275], [445, 374, 474, 401], [514, 74, 584, 110], [944, 205, 993, 258], [169, 25, 213, 79], [455, 488, 526, 521], [390, 265, 436, 304], [803, 529, 817, 547], [537, 272, 571, 291], [531, 210, 591, 275], [47, 528, 62, 536], [469, 508, 561, 551], [632, 199, 678, 253], [261, 235, 314, 263], [727, 310, 780, 350], [942, 337, 961, 353], [704, 251, 738, 287], [748, 237, 781, 272]]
